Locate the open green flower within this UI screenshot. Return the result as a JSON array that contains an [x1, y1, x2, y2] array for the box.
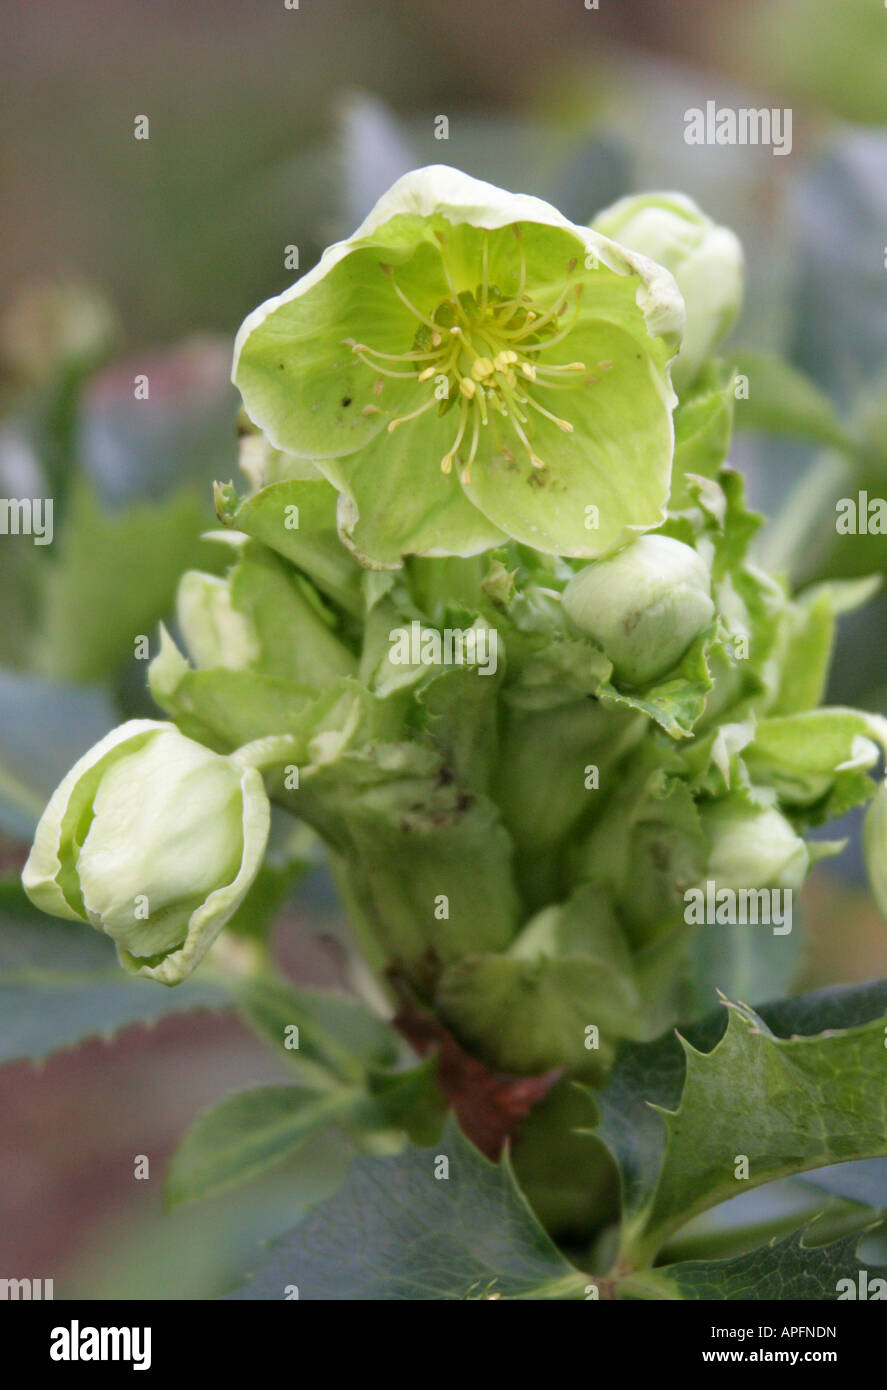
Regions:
[[234, 165, 683, 565], [22, 720, 270, 984]]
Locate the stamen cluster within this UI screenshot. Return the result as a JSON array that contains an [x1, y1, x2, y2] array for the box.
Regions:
[[347, 228, 612, 484]]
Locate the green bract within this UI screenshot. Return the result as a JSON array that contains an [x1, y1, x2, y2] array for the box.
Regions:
[[233, 165, 684, 565], [562, 534, 715, 686], [21, 720, 270, 984], [592, 192, 744, 391]]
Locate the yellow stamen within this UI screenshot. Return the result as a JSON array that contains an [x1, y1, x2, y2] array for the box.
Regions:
[[387, 397, 437, 433]]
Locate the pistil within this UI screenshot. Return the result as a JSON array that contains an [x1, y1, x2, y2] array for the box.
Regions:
[[345, 227, 613, 480]]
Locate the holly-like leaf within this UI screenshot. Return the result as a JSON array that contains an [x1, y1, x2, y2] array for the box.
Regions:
[[623, 1223, 887, 1301], [225, 1117, 587, 1300], [0, 882, 228, 1065], [593, 982, 887, 1267]]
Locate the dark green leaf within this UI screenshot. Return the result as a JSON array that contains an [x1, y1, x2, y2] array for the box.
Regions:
[[0, 882, 228, 1064], [625, 1224, 886, 1301], [226, 1117, 587, 1300], [593, 983, 887, 1266]]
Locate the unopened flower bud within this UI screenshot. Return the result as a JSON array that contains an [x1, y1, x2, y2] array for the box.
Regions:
[[177, 570, 261, 671], [593, 192, 744, 389], [22, 720, 270, 984], [562, 534, 714, 686], [700, 798, 809, 892]]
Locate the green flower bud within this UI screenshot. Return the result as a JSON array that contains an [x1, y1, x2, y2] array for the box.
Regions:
[[592, 192, 744, 390], [700, 798, 809, 892], [177, 570, 262, 671], [22, 720, 270, 984], [864, 778, 887, 922], [175, 544, 357, 689], [562, 534, 714, 686]]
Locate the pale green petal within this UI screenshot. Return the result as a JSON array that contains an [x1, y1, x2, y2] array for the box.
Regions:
[[462, 321, 674, 555], [78, 732, 246, 955], [21, 720, 171, 922], [177, 571, 261, 671], [325, 407, 507, 567], [118, 763, 271, 985]]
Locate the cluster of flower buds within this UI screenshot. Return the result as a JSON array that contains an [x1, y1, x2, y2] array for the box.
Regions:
[[23, 169, 886, 1095]]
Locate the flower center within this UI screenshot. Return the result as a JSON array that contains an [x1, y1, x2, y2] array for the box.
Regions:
[[346, 228, 612, 485]]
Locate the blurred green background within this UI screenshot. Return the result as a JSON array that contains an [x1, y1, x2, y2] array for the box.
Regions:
[[1, 0, 886, 1298]]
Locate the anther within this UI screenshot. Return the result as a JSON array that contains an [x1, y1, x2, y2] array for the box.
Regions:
[[471, 357, 495, 381]]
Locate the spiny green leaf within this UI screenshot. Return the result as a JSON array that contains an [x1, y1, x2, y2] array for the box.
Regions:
[[225, 1117, 587, 1300], [598, 985, 887, 1266], [0, 882, 228, 1065], [593, 981, 887, 1237], [623, 1222, 887, 1301]]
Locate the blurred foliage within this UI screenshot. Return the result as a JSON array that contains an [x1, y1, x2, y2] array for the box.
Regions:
[[724, 0, 887, 127]]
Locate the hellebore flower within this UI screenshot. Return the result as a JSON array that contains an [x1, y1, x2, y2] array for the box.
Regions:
[[234, 165, 684, 565], [562, 533, 715, 686], [592, 192, 744, 390], [22, 720, 270, 984]]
